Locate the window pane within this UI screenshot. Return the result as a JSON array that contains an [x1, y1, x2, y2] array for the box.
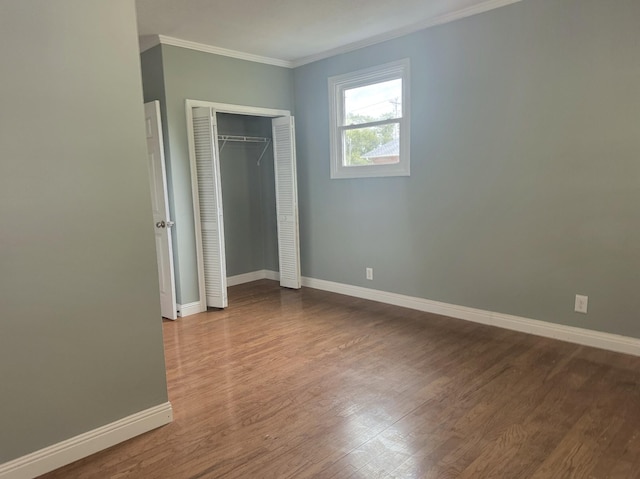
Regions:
[[344, 78, 402, 125], [342, 123, 400, 166]]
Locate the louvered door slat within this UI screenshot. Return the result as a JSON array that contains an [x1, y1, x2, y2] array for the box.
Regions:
[[272, 116, 301, 289], [192, 107, 228, 308]]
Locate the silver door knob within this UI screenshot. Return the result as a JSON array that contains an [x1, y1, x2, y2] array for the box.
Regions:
[[155, 221, 166, 228], [166, 220, 175, 228]]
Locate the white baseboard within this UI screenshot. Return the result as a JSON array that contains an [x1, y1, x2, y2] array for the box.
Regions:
[[264, 270, 280, 281], [227, 270, 280, 286], [301, 277, 640, 357], [177, 301, 204, 318], [0, 402, 173, 479]]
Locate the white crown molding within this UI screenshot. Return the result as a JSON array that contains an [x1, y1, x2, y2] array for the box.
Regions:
[[139, 0, 521, 69], [292, 0, 522, 67], [144, 35, 294, 68], [0, 402, 173, 479], [301, 277, 640, 357]]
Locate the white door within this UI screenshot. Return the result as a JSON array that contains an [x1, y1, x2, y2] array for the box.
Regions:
[[272, 116, 301, 289], [144, 101, 177, 320], [191, 107, 228, 308]]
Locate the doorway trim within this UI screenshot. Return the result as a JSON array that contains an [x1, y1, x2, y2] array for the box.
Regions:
[[185, 99, 292, 313]]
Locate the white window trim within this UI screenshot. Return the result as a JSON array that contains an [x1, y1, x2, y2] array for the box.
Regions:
[[328, 59, 410, 179]]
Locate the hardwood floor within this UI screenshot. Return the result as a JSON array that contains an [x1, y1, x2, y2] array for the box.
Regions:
[[40, 280, 640, 478]]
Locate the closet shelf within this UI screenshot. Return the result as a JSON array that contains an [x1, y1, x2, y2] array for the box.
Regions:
[[217, 135, 271, 165]]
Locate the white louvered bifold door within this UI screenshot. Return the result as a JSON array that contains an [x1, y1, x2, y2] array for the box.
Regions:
[[192, 107, 228, 308], [272, 116, 301, 289]]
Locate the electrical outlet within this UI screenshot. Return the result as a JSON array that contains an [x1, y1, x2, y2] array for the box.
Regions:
[[574, 294, 588, 314], [366, 267, 373, 281]]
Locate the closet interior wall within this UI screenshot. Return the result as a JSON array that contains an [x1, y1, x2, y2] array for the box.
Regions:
[[217, 113, 279, 278]]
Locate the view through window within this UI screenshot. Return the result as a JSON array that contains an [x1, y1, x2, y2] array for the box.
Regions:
[[343, 78, 402, 166]]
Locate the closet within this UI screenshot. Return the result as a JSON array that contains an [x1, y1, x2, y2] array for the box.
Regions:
[[187, 101, 301, 310], [217, 113, 278, 283]]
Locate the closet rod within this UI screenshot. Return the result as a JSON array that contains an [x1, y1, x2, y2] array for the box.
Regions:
[[218, 134, 269, 143], [217, 135, 271, 166]]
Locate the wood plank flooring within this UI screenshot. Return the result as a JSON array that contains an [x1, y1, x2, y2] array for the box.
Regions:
[[40, 280, 640, 478]]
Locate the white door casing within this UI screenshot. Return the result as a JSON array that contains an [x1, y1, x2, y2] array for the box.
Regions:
[[144, 101, 177, 320], [186, 100, 301, 312], [272, 116, 301, 289], [190, 107, 228, 308]]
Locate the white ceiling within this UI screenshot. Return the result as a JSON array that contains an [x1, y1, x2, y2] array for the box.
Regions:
[[135, 0, 519, 66]]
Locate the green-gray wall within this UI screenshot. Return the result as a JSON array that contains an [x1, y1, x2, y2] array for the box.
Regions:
[[0, 0, 168, 463], [141, 45, 293, 305], [294, 0, 640, 338]]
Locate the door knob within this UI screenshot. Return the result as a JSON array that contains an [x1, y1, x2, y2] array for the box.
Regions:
[[155, 221, 166, 228]]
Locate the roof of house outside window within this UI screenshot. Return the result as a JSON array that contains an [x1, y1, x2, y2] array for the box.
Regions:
[[363, 138, 399, 159]]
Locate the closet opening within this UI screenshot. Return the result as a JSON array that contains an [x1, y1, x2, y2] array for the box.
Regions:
[[217, 113, 279, 289], [186, 100, 301, 313]]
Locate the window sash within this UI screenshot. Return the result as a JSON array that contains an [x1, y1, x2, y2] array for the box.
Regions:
[[340, 119, 402, 167], [329, 59, 410, 179], [339, 118, 401, 131]]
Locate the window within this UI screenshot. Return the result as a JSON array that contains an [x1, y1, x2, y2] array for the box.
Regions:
[[329, 59, 410, 179]]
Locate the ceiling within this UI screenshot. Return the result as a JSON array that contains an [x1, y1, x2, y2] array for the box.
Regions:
[[135, 0, 519, 66]]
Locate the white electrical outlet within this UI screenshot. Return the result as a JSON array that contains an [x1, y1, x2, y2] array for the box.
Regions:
[[366, 267, 373, 280], [574, 294, 588, 314]]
